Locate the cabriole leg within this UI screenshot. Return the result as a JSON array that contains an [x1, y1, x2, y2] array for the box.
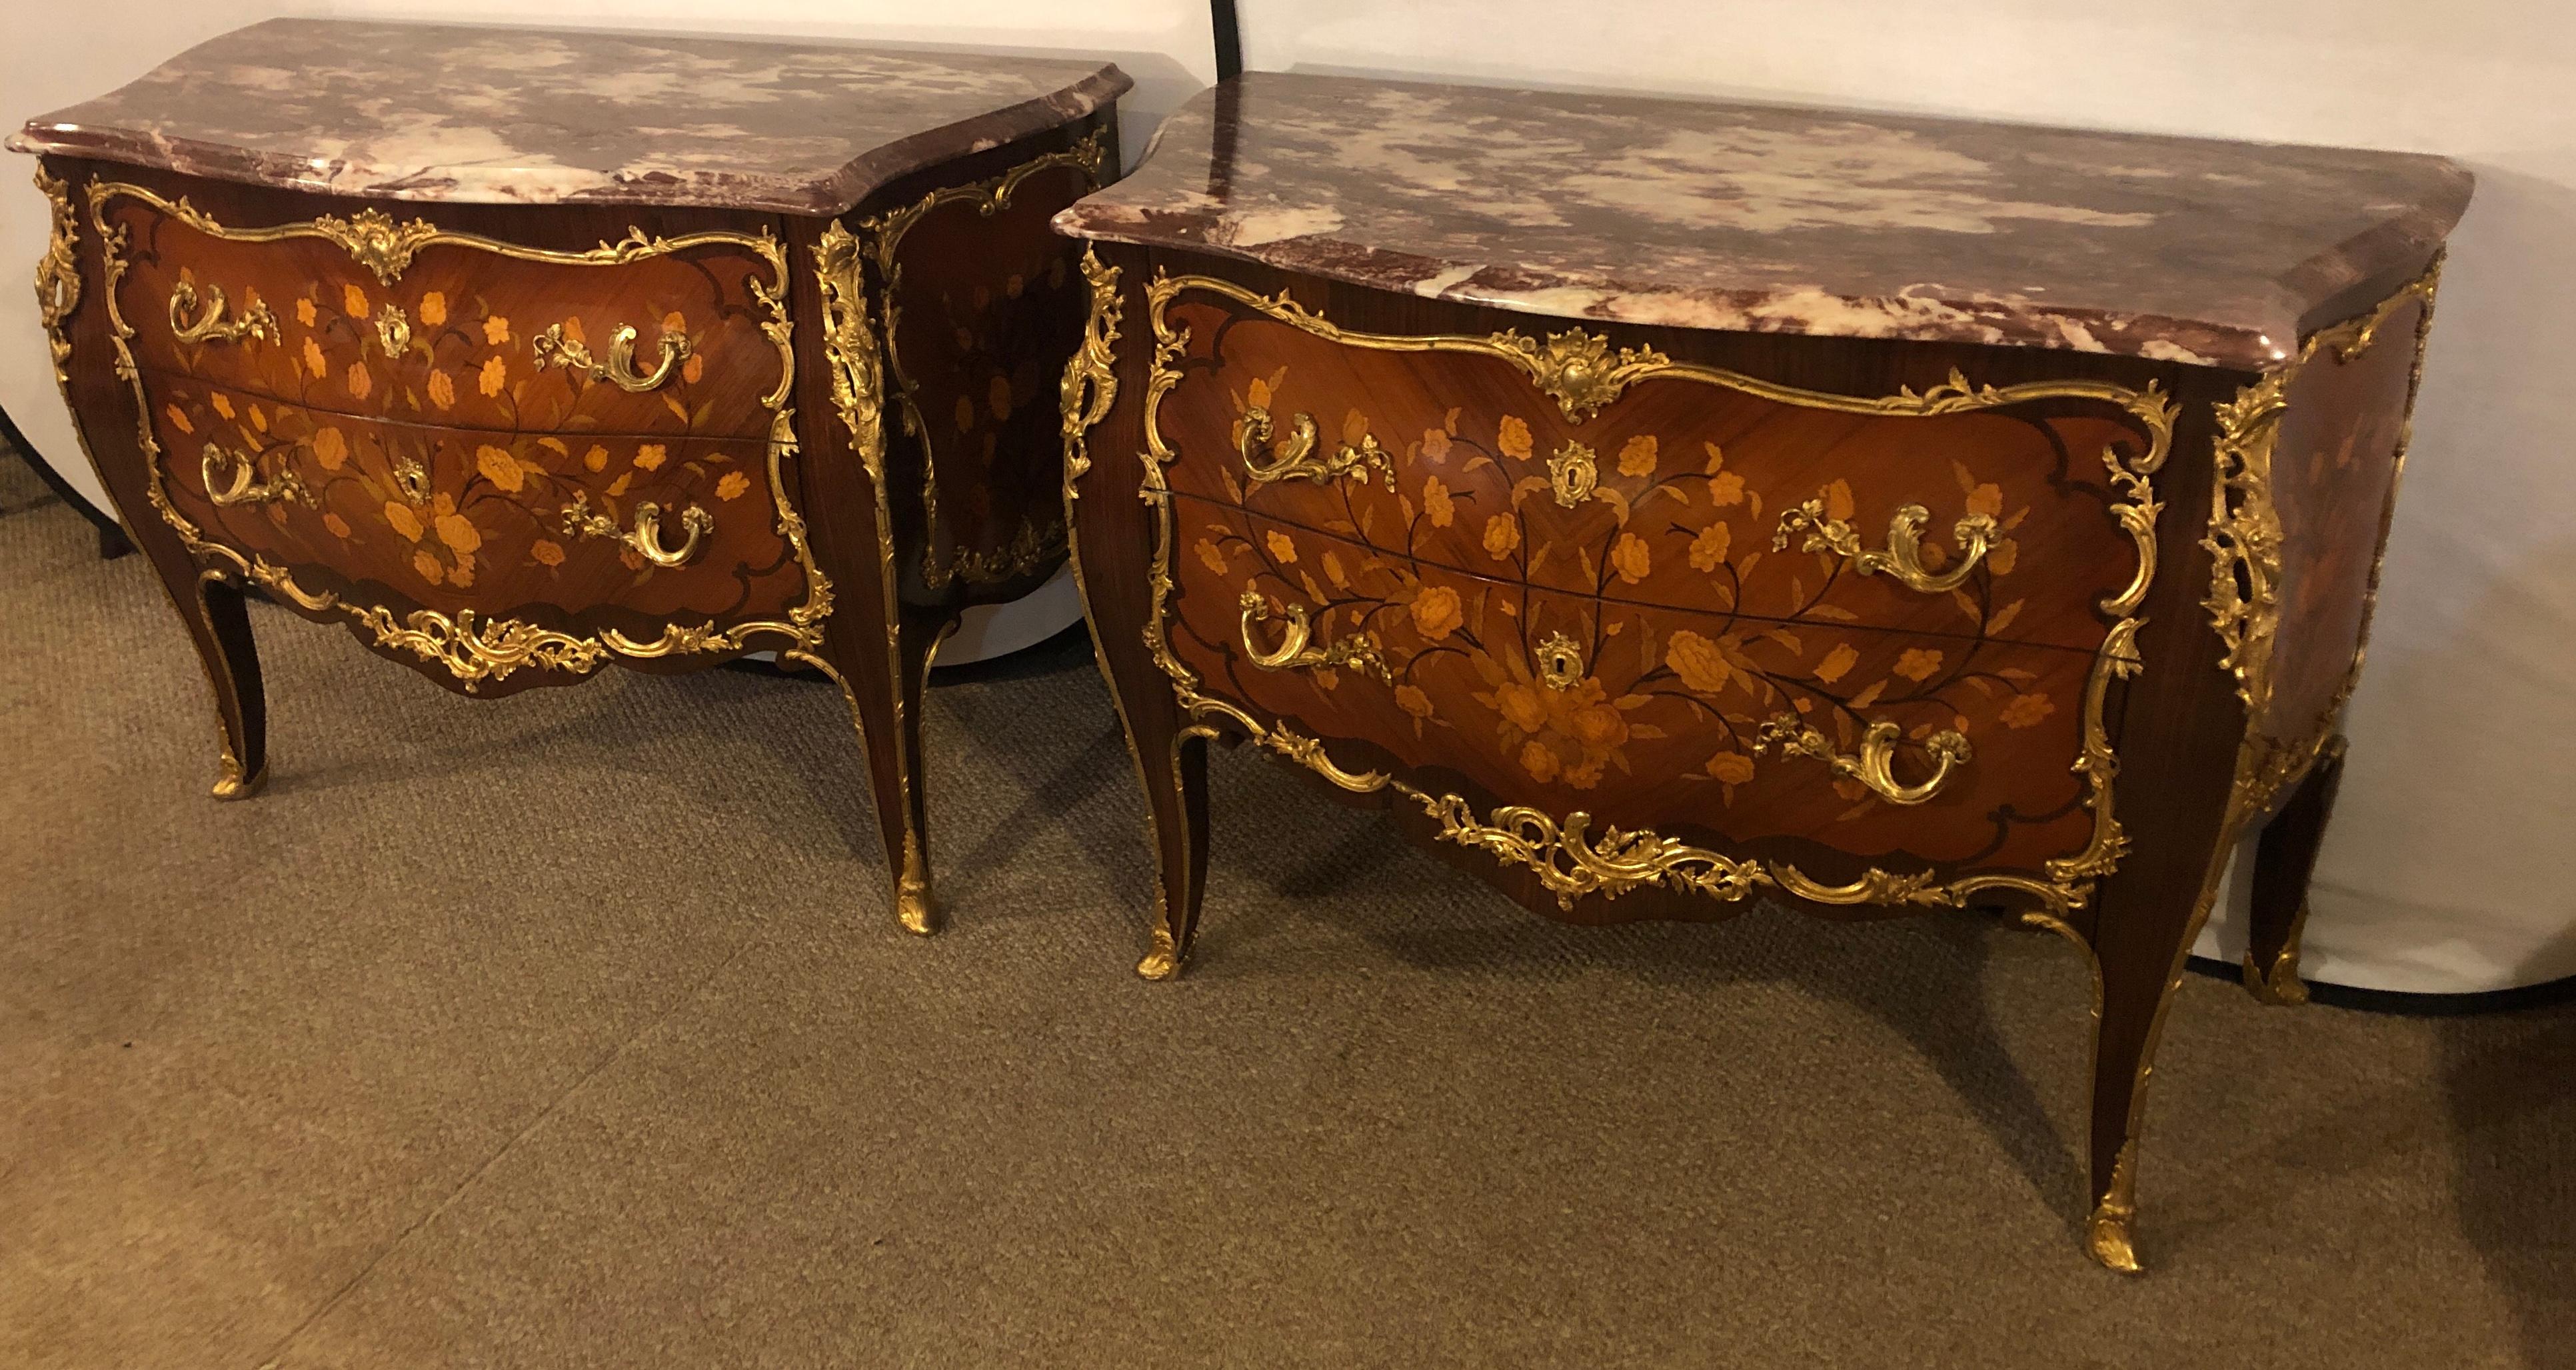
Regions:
[[2243, 737, 2347, 1005]]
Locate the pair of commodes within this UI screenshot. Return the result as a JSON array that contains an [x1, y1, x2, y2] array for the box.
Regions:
[[18, 20, 2472, 1272]]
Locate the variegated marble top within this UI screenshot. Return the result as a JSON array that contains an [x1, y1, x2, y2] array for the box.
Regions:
[[1054, 74, 2472, 370], [9, 19, 1128, 216]]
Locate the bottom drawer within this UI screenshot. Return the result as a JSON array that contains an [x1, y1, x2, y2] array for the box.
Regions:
[[1163, 496, 2107, 887], [141, 373, 815, 685]]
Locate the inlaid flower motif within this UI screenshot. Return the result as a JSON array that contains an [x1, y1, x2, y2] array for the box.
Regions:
[[1482, 514, 1520, 560], [1497, 415, 1533, 460], [1665, 629, 1733, 695], [1894, 647, 1944, 681], [475, 445, 523, 493], [384, 501, 424, 541], [322, 512, 351, 539], [1264, 530, 1298, 564], [311, 427, 348, 472], [296, 297, 318, 327], [583, 445, 609, 473], [1610, 532, 1650, 584], [1408, 585, 1462, 640], [1688, 520, 1732, 571], [449, 561, 475, 589], [1988, 539, 2018, 575], [342, 283, 369, 317], [1617, 434, 1658, 477], [634, 444, 666, 473], [1422, 476, 1454, 527], [1420, 427, 1452, 462], [478, 356, 507, 397], [303, 339, 328, 379], [683, 353, 706, 385], [483, 315, 511, 346], [427, 369, 456, 409], [715, 471, 750, 501], [983, 374, 1010, 423], [344, 363, 373, 400], [1196, 539, 1228, 575], [662, 310, 686, 337], [1705, 751, 1754, 785], [435, 512, 482, 555], [955, 395, 977, 432], [210, 393, 235, 421], [2001, 693, 2056, 729], [419, 292, 447, 327], [1702, 443, 1745, 505], [1965, 480, 2004, 520], [1494, 669, 1630, 791], [1395, 685, 1434, 719], [413, 548, 444, 585], [531, 539, 565, 567], [1814, 642, 1859, 683], [1520, 739, 1561, 783]]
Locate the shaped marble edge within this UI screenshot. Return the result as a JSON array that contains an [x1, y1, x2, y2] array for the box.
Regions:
[[1053, 73, 2472, 371], [9, 17, 1132, 217]]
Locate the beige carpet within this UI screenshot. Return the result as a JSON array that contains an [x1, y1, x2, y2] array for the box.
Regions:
[[3, 445, 2571, 1369]]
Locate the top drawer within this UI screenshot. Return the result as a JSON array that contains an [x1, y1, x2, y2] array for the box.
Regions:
[[1146, 277, 2173, 655], [91, 185, 784, 441]]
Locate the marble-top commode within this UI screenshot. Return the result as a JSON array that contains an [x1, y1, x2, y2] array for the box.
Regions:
[[9, 19, 1129, 215], [1056, 73, 2471, 370]]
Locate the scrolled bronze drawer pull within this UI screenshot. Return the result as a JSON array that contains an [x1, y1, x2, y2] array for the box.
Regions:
[[1239, 403, 1394, 489], [561, 490, 714, 569], [1755, 713, 1971, 805], [200, 443, 310, 507], [1774, 495, 1998, 593], [167, 281, 277, 345], [531, 321, 689, 392], [1238, 589, 1391, 681]]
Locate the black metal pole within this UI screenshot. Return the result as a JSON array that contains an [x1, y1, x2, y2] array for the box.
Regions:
[[1211, 0, 1242, 81]]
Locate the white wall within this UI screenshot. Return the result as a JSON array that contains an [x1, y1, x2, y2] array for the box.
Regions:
[[0, 0, 1216, 512], [1239, 0, 2576, 993]]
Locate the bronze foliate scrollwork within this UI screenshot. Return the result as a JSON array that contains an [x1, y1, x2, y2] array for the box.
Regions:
[[1238, 590, 1392, 682], [200, 444, 311, 508], [1061, 247, 1122, 503], [1238, 405, 1395, 488], [1774, 497, 1997, 593], [167, 279, 277, 345], [1755, 714, 1973, 806], [561, 490, 714, 569], [531, 321, 688, 392]]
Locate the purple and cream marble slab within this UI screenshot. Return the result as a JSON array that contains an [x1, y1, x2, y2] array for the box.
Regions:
[[9, 18, 1130, 216], [1054, 74, 2471, 370]]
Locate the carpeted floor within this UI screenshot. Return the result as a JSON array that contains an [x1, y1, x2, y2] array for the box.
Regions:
[[3, 443, 2570, 1370]]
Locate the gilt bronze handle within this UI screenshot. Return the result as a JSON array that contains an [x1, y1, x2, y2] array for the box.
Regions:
[[201, 444, 309, 507], [1240, 404, 1395, 489], [1238, 589, 1391, 681], [1754, 713, 1971, 806], [531, 321, 689, 392], [561, 490, 713, 569], [1774, 496, 1997, 593], [167, 281, 277, 345]]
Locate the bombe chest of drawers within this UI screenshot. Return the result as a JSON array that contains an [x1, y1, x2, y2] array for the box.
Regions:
[[1054, 74, 2471, 1269], [18, 19, 1129, 930]]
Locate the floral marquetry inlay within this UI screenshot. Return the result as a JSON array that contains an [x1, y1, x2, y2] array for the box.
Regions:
[[87, 181, 833, 691], [1120, 270, 2176, 916]]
